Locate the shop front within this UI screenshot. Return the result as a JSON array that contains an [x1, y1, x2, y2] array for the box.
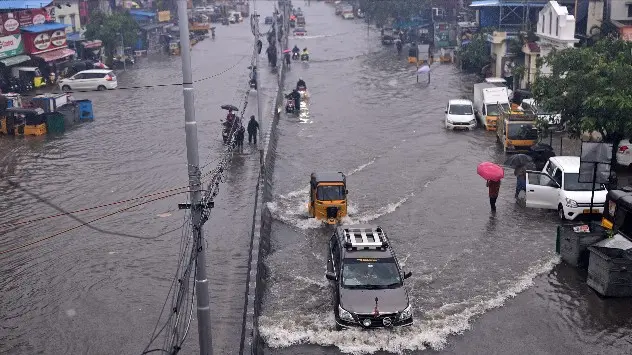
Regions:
[[67, 33, 103, 60], [21, 23, 75, 83]]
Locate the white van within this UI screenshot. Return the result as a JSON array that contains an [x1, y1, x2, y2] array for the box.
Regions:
[[484, 77, 513, 100], [526, 156, 608, 220]]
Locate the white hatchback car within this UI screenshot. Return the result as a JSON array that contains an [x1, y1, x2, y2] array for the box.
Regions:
[[59, 69, 117, 91], [445, 99, 476, 130], [526, 156, 608, 220]]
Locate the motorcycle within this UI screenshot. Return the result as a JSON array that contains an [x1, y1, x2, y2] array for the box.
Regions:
[[285, 97, 296, 113], [292, 52, 299, 60], [300, 53, 309, 61]]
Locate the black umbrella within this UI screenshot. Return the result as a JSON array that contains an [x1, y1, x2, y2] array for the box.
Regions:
[[504, 154, 534, 168], [221, 104, 239, 111]]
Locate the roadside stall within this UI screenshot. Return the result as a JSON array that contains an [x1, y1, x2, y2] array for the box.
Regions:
[[21, 23, 76, 85]]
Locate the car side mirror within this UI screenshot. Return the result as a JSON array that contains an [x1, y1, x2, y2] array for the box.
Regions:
[[444, 110, 448, 114], [403, 271, 412, 279], [325, 272, 337, 281], [345, 189, 349, 195]]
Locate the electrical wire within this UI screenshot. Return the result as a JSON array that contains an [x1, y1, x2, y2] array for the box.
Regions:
[[0, 191, 184, 255]]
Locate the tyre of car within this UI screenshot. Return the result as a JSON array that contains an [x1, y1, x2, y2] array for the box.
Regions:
[[62, 85, 71, 91], [97, 85, 107, 91]]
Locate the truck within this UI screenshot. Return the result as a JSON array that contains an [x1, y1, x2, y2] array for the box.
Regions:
[[496, 105, 538, 153], [473, 83, 510, 131]]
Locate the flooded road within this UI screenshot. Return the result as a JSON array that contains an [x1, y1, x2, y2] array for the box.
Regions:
[[260, 3, 632, 355], [0, 2, 278, 353]]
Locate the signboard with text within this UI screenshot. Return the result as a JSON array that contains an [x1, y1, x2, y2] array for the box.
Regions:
[[0, 34, 25, 58], [621, 27, 632, 42], [0, 8, 55, 36], [23, 29, 68, 55]]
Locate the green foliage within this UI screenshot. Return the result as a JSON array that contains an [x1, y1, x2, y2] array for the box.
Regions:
[[85, 11, 139, 62], [360, 0, 431, 25], [532, 37, 632, 162], [459, 31, 490, 74]]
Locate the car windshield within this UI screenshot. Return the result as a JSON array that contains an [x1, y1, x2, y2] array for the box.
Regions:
[[563, 173, 606, 191], [449, 104, 473, 115], [342, 258, 402, 289], [317, 185, 344, 200], [507, 123, 538, 140], [486, 103, 510, 116]]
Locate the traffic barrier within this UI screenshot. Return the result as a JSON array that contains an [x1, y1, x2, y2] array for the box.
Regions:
[[242, 4, 290, 354]]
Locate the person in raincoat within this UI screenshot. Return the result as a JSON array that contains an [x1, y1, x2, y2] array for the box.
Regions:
[[247, 115, 259, 144], [235, 125, 245, 152], [487, 180, 501, 211]]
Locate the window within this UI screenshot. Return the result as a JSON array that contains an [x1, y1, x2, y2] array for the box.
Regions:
[[316, 185, 344, 201], [448, 104, 473, 115], [70, 14, 76, 32], [628, 5, 632, 18], [341, 258, 402, 289], [549, 12, 552, 34], [563, 173, 606, 191], [541, 14, 544, 33], [58, 15, 65, 24], [555, 16, 559, 37]]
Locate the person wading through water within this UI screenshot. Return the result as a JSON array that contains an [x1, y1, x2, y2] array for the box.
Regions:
[[487, 179, 501, 212], [247, 115, 259, 144]]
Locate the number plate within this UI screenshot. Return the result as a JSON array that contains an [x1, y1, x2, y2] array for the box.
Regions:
[[583, 209, 599, 214]]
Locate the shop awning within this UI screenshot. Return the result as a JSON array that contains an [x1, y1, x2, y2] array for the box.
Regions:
[[82, 40, 103, 49], [21, 23, 70, 33], [33, 48, 76, 62], [0, 54, 31, 66]]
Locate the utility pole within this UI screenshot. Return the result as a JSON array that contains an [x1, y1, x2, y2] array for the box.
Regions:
[[117, 32, 126, 71], [253, 12, 264, 165], [175, 0, 212, 354]]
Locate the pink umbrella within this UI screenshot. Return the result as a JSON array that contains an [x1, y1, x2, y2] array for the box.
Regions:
[[477, 162, 504, 181], [283, 49, 291, 53]]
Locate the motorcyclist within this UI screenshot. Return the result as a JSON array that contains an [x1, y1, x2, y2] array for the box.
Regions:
[[292, 45, 300, 54], [395, 39, 402, 54], [296, 78, 306, 90], [286, 88, 301, 113], [301, 48, 309, 60]]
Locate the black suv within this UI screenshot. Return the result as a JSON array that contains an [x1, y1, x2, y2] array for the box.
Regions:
[[326, 224, 413, 330]]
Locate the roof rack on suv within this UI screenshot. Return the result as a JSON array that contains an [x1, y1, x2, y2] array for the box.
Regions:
[[343, 227, 388, 250]]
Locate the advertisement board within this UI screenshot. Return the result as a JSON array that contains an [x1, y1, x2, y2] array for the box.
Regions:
[[0, 34, 25, 58], [621, 27, 632, 42], [158, 11, 171, 22], [23, 29, 68, 55], [0, 8, 54, 36]]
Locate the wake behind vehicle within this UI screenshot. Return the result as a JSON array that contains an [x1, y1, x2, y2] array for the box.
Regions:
[[326, 225, 413, 330], [445, 99, 476, 130], [308, 172, 348, 224]]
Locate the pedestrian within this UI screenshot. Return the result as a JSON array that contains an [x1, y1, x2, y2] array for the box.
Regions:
[[247, 115, 259, 144], [235, 125, 245, 152], [487, 179, 501, 211], [284, 52, 291, 66], [514, 165, 526, 200]]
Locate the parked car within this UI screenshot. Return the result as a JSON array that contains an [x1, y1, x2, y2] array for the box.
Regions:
[[59, 69, 117, 92], [525, 156, 608, 220], [326, 225, 413, 330], [445, 99, 476, 130], [617, 139, 632, 168], [293, 27, 307, 36]]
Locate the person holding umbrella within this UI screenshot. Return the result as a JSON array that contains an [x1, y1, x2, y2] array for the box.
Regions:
[[504, 154, 533, 201], [478, 162, 505, 212]]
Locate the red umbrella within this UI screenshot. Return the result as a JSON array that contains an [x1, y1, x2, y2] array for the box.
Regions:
[[477, 162, 504, 181], [283, 49, 291, 53]]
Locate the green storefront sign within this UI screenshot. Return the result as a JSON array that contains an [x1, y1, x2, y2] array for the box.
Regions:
[[434, 22, 451, 48], [0, 35, 25, 59]]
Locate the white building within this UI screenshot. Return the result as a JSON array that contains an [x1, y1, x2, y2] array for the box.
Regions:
[[54, 0, 82, 34], [535, 1, 579, 76]]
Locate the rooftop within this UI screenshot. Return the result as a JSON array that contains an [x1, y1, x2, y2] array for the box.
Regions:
[[21, 22, 70, 33], [0, 1, 52, 10]]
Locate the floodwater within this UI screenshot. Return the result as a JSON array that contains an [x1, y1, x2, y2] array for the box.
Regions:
[[0, 1, 279, 353], [259, 3, 632, 355]]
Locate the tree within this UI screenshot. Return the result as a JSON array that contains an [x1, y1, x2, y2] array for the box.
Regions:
[[532, 37, 632, 164], [360, 0, 431, 26], [84, 11, 140, 65], [458, 29, 492, 74]]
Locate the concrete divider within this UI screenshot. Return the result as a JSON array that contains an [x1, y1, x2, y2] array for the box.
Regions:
[[240, 4, 289, 354]]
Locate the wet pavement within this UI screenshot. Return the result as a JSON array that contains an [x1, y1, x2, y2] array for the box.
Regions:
[[259, 3, 632, 355], [0, 1, 278, 353]]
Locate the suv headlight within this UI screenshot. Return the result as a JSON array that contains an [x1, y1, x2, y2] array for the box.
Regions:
[[446, 119, 453, 124], [469, 119, 476, 125], [565, 198, 578, 208], [399, 304, 412, 320], [338, 304, 354, 322]]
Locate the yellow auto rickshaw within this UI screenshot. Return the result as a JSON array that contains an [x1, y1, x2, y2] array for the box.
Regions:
[[601, 189, 632, 231], [12, 67, 45, 88], [308, 172, 348, 224]]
